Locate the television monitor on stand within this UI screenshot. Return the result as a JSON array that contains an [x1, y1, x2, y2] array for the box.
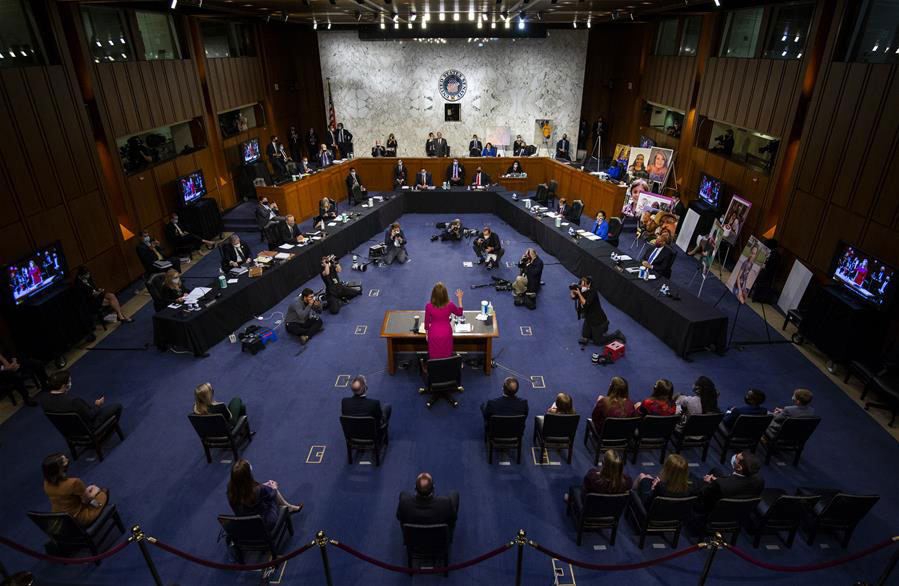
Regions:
[[240, 138, 261, 165], [829, 241, 897, 311], [4, 241, 68, 307], [697, 172, 722, 212], [177, 170, 207, 206]]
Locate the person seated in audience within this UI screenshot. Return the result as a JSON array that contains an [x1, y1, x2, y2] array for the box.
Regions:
[[320, 255, 362, 314], [556, 133, 571, 160], [227, 459, 302, 530], [590, 211, 609, 239], [565, 449, 631, 505], [556, 198, 569, 217], [319, 197, 338, 226], [696, 451, 764, 514], [675, 376, 720, 418], [193, 382, 247, 428], [371, 140, 386, 157], [446, 158, 465, 186], [42, 453, 109, 526], [255, 198, 281, 232], [222, 234, 253, 272], [136, 230, 181, 275], [633, 453, 691, 509], [636, 379, 676, 416], [721, 388, 767, 429], [535, 392, 575, 429], [481, 377, 528, 420], [1, 350, 48, 406], [74, 266, 131, 323], [285, 288, 323, 345], [506, 160, 524, 175], [161, 269, 190, 304], [470, 166, 491, 188], [396, 472, 459, 534], [284, 215, 307, 244], [765, 388, 815, 438], [591, 376, 636, 429], [341, 375, 391, 428], [481, 142, 497, 157], [165, 212, 214, 254], [298, 155, 316, 174], [385, 133, 398, 157], [39, 370, 122, 432], [415, 168, 433, 189]]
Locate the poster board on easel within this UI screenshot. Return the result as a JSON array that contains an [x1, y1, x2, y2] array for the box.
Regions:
[[676, 208, 700, 253], [777, 259, 813, 314]]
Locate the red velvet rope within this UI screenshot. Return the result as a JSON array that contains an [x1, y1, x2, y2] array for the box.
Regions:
[[149, 538, 316, 571], [530, 541, 702, 571], [0, 535, 131, 564], [330, 539, 512, 574], [725, 538, 899, 573]]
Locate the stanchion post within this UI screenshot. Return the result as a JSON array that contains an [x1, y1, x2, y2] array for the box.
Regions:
[[697, 533, 724, 586], [514, 529, 526, 586], [130, 525, 163, 586], [875, 538, 899, 586], [316, 530, 333, 586]]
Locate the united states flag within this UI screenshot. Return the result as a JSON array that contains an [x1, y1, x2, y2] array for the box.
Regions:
[[327, 78, 336, 131]]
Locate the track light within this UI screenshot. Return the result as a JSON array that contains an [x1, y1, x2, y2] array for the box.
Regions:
[[518, 14, 525, 29], [266, 14, 271, 22], [477, 18, 482, 28], [586, 17, 590, 28], [394, 21, 399, 29], [439, 11, 445, 20], [629, 12, 634, 20], [453, 12, 460, 21], [468, 9, 475, 21], [313, 18, 318, 29], [491, 18, 496, 29], [572, 19, 576, 28], [713, 0, 720, 5], [170, 0, 177, 9], [284, 13, 289, 22], [393, 12, 398, 21], [410, 11, 416, 21], [328, 21, 332, 29], [380, 20, 385, 29], [422, 20, 427, 29]]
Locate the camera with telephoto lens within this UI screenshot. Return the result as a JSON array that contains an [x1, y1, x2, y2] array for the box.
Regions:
[[351, 254, 368, 272], [464, 228, 478, 239], [569, 282, 580, 291]]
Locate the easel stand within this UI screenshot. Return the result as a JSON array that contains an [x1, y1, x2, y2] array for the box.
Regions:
[[581, 134, 602, 171], [687, 263, 710, 297], [714, 284, 793, 350]]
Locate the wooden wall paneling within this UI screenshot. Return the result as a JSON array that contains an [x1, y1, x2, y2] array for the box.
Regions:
[[27, 204, 83, 268], [755, 60, 781, 133], [873, 142, 899, 223], [769, 60, 801, 136], [139, 62, 163, 129], [779, 188, 825, 260], [152, 160, 179, 217], [862, 220, 899, 268], [163, 60, 185, 122], [95, 64, 125, 138], [209, 59, 223, 112], [150, 61, 174, 124], [127, 171, 163, 227], [810, 206, 865, 272], [186, 60, 204, 116], [745, 60, 768, 132], [83, 245, 127, 294], [174, 152, 197, 177], [796, 62, 845, 192], [48, 67, 97, 195], [126, 61, 151, 132], [731, 59, 749, 128], [0, 222, 31, 265], [111, 62, 140, 134], [24, 68, 78, 202], [222, 59, 236, 109], [0, 163, 18, 227], [695, 58, 711, 115], [69, 190, 115, 259]]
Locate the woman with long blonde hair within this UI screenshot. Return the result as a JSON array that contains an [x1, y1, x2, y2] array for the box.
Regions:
[[633, 453, 691, 509], [193, 382, 247, 428]]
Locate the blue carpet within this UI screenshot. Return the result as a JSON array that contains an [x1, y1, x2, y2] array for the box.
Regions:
[[1, 202, 897, 586]]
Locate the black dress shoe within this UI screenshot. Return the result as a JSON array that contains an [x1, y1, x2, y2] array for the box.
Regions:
[[477, 258, 485, 265]]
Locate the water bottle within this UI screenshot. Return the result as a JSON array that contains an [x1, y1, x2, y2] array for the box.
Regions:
[[218, 268, 227, 289]]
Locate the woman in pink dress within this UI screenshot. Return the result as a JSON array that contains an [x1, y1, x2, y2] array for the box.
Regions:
[[424, 282, 464, 359]]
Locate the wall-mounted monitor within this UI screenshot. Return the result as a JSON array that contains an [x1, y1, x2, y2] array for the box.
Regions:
[[240, 138, 261, 164], [177, 169, 206, 205], [829, 241, 896, 311], [4, 241, 68, 306]]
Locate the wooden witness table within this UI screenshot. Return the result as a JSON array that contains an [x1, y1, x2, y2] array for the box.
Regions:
[[380, 310, 500, 375]]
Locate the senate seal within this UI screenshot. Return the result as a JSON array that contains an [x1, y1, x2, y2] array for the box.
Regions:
[[438, 69, 467, 102]]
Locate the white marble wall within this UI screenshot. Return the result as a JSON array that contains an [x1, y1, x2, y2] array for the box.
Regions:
[[317, 31, 588, 157]]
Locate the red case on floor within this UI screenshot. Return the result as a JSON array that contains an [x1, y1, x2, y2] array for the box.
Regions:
[[604, 341, 626, 361]]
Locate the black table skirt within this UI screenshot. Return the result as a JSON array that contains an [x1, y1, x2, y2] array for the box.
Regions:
[[180, 198, 224, 240], [154, 189, 727, 358]]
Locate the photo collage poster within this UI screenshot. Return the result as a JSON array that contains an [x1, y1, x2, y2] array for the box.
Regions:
[[726, 236, 771, 304], [646, 147, 674, 185], [613, 144, 631, 164], [534, 119, 555, 148], [622, 178, 650, 217], [721, 195, 752, 245], [700, 221, 725, 275], [626, 147, 652, 182]]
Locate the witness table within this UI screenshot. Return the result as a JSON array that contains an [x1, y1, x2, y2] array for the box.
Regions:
[[380, 310, 499, 374]]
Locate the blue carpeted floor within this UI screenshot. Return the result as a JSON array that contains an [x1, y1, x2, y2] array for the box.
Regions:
[[1, 199, 897, 586]]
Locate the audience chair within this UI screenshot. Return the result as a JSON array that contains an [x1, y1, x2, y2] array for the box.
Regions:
[[761, 416, 821, 466], [217, 509, 294, 564], [583, 416, 641, 466], [630, 415, 680, 464], [339, 415, 389, 466], [44, 411, 124, 462], [27, 503, 124, 564], [401, 524, 452, 577], [713, 414, 773, 464], [697, 497, 761, 545], [744, 489, 820, 548], [264, 221, 287, 249], [485, 414, 526, 464], [533, 413, 581, 464], [419, 355, 464, 408], [864, 370, 899, 427], [670, 413, 724, 462], [566, 200, 584, 225], [566, 490, 629, 546], [844, 344, 899, 399], [796, 488, 879, 548], [187, 413, 253, 463], [145, 272, 168, 312], [606, 217, 623, 247], [627, 492, 697, 549]]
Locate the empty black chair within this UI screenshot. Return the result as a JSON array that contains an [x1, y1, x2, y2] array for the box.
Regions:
[[713, 414, 773, 464], [419, 355, 464, 408], [485, 415, 526, 464], [566, 491, 629, 546], [145, 272, 168, 312], [671, 413, 724, 462], [583, 417, 641, 466], [796, 488, 879, 548], [566, 200, 584, 225], [744, 489, 819, 548], [218, 510, 294, 564], [865, 370, 899, 427], [187, 413, 252, 463], [761, 416, 821, 465], [630, 415, 680, 464], [698, 497, 761, 545], [533, 413, 581, 464], [628, 492, 697, 549], [340, 415, 389, 466], [844, 344, 899, 399], [401, 524, 451, 576], [44, 411, 124, 462], [264, 220, 289, 249], [606, 217, 623, 247], [28, 504, 124, 564]]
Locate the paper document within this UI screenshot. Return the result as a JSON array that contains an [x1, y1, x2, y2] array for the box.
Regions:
[[617, 255, 633, 261], [462, 261, 473, 267], [418, 324, 426, 334], [230, 267, 248, 276], [167, 303, 181, 309], [278, 244, 295, 250], [454, 323, 473, 333], [625, 267, 641, 274], [227, 278, 238, 284], [184, 287, 211, 304], [255, 256, 272, 264], [327, 222, 337, 227], [275, 252, 291, 260]]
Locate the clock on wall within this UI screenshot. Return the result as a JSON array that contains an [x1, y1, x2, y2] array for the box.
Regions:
[[438, 69, 467, 102]]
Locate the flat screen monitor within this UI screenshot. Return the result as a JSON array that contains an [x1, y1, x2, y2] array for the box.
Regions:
[[639, 135, 656, 148], [698, 173, 722, 209], [177, 170, 206, 205], [830, 242, 896, 310], [5, 241, 68, 306], [240, 138, 261, 164]]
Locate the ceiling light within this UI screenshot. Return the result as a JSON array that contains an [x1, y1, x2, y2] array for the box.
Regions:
[[468, 10, 475, 20], [439, 11, 445, 20], [797, 52, 802, 58], [266, 14, 271, 22], [713, 0, 719, 5], [284, 13, 290, 22], [490, 20, 496, 29], [313, 19, 318, 29], [422, 20, 427, 28], [380, 20, 385, 29], [586, 18, 590, 28], [477, 18, 482, 28], [410, 11, 416, 21], [781, 33, 787, 42], [572, 20, 577, 28], [781, 49, 787, 56], [629, 12, 633, 20], [453, 12, 460, 20], [394, 21, 399, 28], [328, 21, 332, 29], [170, 0, 177, 8], [504, 17, 510, 28], [794, 34, 800, 43], [518, 14, 525, 29], [393, 12, 398, 21]]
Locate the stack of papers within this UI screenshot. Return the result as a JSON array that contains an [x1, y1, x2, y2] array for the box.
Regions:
[[185, 287, 211, 304], [278, 243, 295, 250], [255, 256, 272, 264], [275, 252, 291, 260], [229, 267, 248, 276], [327, 222, 337, 227], [454, 323, 473, 333], [617, 255, 633, 261]]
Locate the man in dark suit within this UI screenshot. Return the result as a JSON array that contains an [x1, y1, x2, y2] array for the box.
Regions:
[[468, 135, 483, 157], [341, 375, 391, 428], [396, 472, 459, 536], [697, 451, 765, 513], [221, 234, 253, 271], [641, 231, 675, 279], [415, 168, 433, 189], [136, 231, 181, 276], [446, 158, 465, 186], [572, 275, 626, 346], [512, 248, 544, 301], [165, 212, 213, 254], [39, 370, 122, 432], [266, 135, 288, 178], [255, 198, 281, 232], [512, 135, 527, 156], [470, 167, 490, 188], [393, 160, 408, 189], [298, 156, 316, 174], [556, 198, 569, 218], [317, 144, 332, 168], [283, 215, 307, 245], [345, 167, 367, 205], [434, 132, 449, 157], [721, 389, 768, 430], [473, 226, 503, 269], [323, 127, 338, 159], [480, 377, 528, 420], [556, 133, 571, 160], [336, 123, 353, 158]]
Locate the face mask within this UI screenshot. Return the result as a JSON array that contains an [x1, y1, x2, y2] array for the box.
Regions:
[[730, 454, 738, 472], [143, 236, 151, 245], [580, 286, 588, 292]]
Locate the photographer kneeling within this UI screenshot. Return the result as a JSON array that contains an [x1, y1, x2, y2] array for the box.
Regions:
[[473, 226, 504, 270], [512, 248, 543, 309], [320, 255, 362, 315], [384, 222, 409, 265], [286, 288, 323, 345], [571, 276, 626, 346]]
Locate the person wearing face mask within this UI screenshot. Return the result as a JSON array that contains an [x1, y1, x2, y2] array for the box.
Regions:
[[345, 167, 368, 205], [161, 269, 191, 303], [335, 122, 354, 158], [446, 158, 465, 186], [136, 230, 181, 276], [512, 248, 543, 306], [571, 276, 626, 346], [434, 131, 449, 157], [590, 211, 609, 240], [468, 134, 483, 157], [384, 222, 408, 265], [74, 266, 131, 323], [298, 156, 315, 175], [505, 160, 524, 176], [254, 198, 283, 235], [415, 168, 433, 189], [266, 135, 289, 178], [385, 133, 398, 157], [165, 212, 214, 254], [472, 226, 503, 269], [39, 370, 123, 434], [697, 450, 764, 514], [318, 143, 333, 168], [288, 126, 302, 162], [512, 134, 527, 157], [393, 159, 408, 188], [556, 133, 571, 161], [371, 140, 386, 157], [222, 234, 253, 271]]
